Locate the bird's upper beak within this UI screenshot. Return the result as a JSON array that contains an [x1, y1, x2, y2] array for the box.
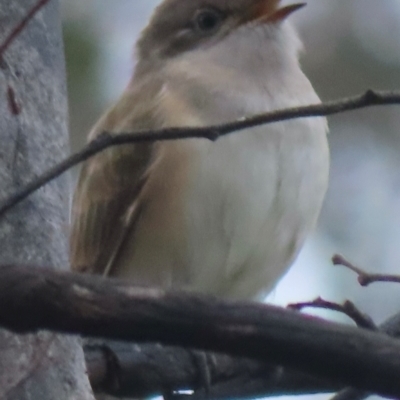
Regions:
[[245, 1, 306, 25]]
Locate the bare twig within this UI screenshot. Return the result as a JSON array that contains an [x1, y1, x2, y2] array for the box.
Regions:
[[288, 297, 377, 330], [1, 265, 400, 397], [290, 297, 378, 400], [329, 256, 400, 400], [0, 89, 400, 218], [333, 254, 400, 286], [0, 0, 52, 59]]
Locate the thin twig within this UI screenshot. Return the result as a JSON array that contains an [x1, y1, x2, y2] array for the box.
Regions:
[[0, 0, 52, 59], [329, 256, 400, 400], [0, 89, 400, 218], [333, 254, 400, 287], [289, 296, 378, 400], [288, 297, 377, 330]]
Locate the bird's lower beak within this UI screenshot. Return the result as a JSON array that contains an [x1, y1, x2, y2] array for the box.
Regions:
[[247, 1, 306, 25]]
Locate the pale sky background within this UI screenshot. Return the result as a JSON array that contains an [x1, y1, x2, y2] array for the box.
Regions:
[[61, 3, 400, 398]]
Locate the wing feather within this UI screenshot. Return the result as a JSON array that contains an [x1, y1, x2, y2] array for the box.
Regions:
[[70, 77, 162, 276]]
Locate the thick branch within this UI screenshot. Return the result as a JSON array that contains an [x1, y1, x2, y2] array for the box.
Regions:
[[1, 265, 400, 397], [88, 301, 400, 399], [1, 89, 400, 218], [290, 297, 394, 400], [85, 342, 338, 399]]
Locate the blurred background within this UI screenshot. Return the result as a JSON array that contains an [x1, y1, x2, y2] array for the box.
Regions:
[[61, 0, 400, 355]]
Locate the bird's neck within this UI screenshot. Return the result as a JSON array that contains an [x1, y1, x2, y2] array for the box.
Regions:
[[153, 25, 313, 125], [126, 23, 317, 130]]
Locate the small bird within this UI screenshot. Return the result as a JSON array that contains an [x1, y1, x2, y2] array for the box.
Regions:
[[70, 0, 329, 301]]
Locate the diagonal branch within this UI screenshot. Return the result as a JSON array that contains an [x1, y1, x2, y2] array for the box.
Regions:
[[0, 89, 400, 218], [2, 265, 400, 397]]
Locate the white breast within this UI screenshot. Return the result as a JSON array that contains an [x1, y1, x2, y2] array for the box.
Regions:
[[161, 22, 330, 299], [184, 115, 328, 299]]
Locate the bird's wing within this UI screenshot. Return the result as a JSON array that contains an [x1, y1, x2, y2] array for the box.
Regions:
[[70, 79, 163, 276]]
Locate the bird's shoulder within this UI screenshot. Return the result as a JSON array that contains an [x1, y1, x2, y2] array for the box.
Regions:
[[70, 72, 204, 276], [70, 74, 165, 275]]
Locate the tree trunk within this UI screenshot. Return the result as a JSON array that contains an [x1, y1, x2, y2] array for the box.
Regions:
[[0, 1, 93, 398]]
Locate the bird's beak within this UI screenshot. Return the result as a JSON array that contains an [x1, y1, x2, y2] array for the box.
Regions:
[[246, 1, 306, 25]]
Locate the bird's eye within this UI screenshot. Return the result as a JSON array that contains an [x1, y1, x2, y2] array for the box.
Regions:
[[194, 9, 223, 33]]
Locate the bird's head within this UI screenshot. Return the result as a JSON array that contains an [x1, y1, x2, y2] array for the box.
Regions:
[[136, 0, 305, 67]]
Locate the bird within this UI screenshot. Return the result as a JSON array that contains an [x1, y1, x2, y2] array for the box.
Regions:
[[70, 0, 329, 301]]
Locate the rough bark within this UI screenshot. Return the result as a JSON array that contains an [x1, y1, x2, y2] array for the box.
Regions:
[[0, 1, 93, 399], [2, 266, 400, 398], [85, 341, 338, 399]]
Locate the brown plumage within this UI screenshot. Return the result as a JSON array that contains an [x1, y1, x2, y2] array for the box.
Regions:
[[70, 0, 329, 300]]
